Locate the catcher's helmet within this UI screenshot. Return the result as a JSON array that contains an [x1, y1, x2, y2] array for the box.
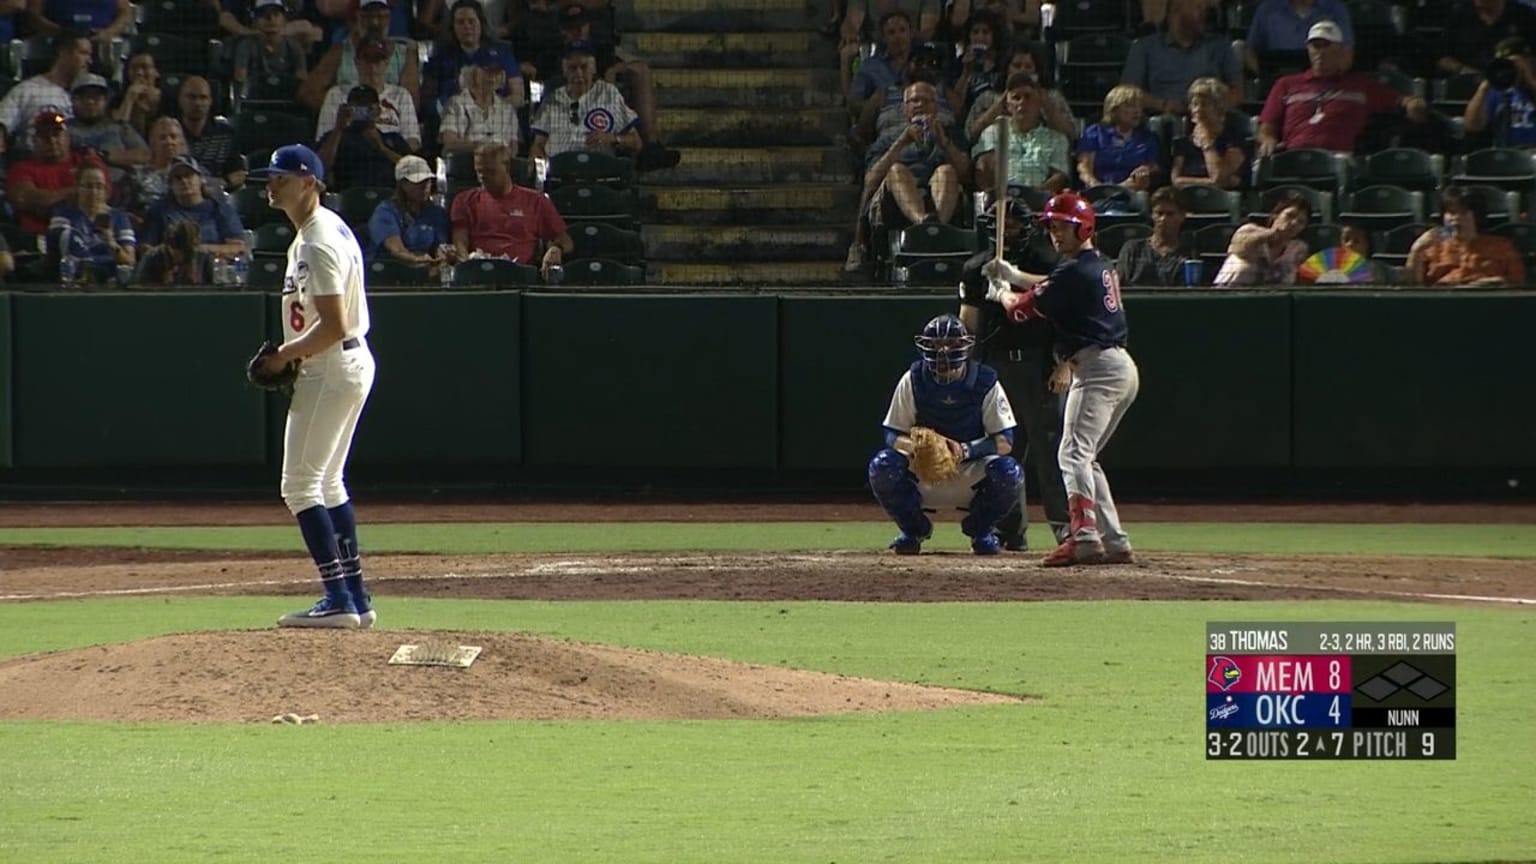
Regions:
[[914, 314, 974, 381], [1039, 191, 1096, 241]]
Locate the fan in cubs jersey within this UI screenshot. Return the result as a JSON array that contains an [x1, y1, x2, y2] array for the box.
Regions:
[[984, 192, 1139, 567], [250, 144, 379, 628], [868, 314, 1023, 555]]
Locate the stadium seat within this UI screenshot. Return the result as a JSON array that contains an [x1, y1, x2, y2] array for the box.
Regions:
[[1360, 148, 1444, 194], [452, 259, 541, 286], [1451, 149, 1536, 208], [569, 222, 645, 264], [1250, 185, 1334, 225], [1490, 222, 1536, 270], [140, 0, 221, 38], [368, 259, 437, 286], [253, 223, 296, 257], [558, 258, 646, 285], [1177, 184, 1242, 229], [1060, 66, 1121, 115], [1431, 74, 1481, 115], [890, 222, 976, 267], [1298, 223, 1342, 255], [18, 35, 56, 78], [234, 185, 282, 228], [1061, 32, 1131, 67], [247, 257, 286, 287], [1338, 185, 1426, 232], [1257, 148, 1351, 198], [1192, 223, 1239, 282], [1052, 0, 1129, 36], [236, 109, 312, 157], [1095, 223, 1151, 260], [547, 151, 636, 191], [241, 73, 303, 108], [549, 183, 638, 227], [1454, 185, 1522, 228], [1082, 184, 1147, 229], [1371, 67, 1424, 98], [132, 33, 218, 76], [1374, 223, 1431, 266], [337, 187, 392, 230], [893, 257, 966, 287]]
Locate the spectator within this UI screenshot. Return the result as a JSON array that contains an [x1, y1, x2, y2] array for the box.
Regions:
[[47, 161, 135, 283], [300, 0, 420, 111], [423, 0, 523, 116], [1117, 186, 1194, 286], [966, 43, 1076, 141], [1440, 0, 1536, 77], [552, 1, 670, 166], [1337, 222, 1394, 283], [317, 38, 421, 151], [1257, 21, 1428, 157], [858, 43, 954, 150], [368, 155, 455, 270], [442, 47, 524, 154], [1078, 85, 1160, 191], [0, 230, 14, 280], [450, 142, 574, 275], [1213, 191, 1311, 285], [1171, 77, 1246, 189], [140, 156, 247, 258], [127, 117, 187, 216], [178, 77, 245, 193], [209, 0, 324, 47], [845, 80, 970, 271], [428, 0, 513, 41], [9, 110, 110, 233], [111, 51, 163, 140], [1406, 187, 1526, 286], [973, 73, 1070, 195], [232, 0, 310, 93], [1463, 37, 1536, 148], [946, 9, 1005, 120], [317, 85, 413, 190], [1244, 0, 1354, 75], [27, 0, 132, 44], [843, 0, 940, 46], [67, 72, 148, 185], [1122, 0, 1243, 115], [0, 30, 91, 154], [136, 219, 216, 285], [844, 10, 913, 113], [528, 43, 642, 160]]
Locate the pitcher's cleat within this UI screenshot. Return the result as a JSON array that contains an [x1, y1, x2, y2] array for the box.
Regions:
[[277, 596, 361, 629], [1041, 538, 1105, 567]]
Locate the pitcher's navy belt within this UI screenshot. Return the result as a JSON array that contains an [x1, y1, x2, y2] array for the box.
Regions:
[[342, 337, 361, 350]]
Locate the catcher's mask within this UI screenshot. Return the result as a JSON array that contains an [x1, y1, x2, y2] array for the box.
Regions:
[[915, 314, 974, 383]]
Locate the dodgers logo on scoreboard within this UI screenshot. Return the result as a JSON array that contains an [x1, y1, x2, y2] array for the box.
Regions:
[[1207, 655, 1241, 691]]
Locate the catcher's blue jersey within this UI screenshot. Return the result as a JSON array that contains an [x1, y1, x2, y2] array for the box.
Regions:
[[882, 360, 1016, 443], [1035, 249, 1129, 358]]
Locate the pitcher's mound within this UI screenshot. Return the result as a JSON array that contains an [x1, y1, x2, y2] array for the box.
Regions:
[[0, 630, 1022, 723]]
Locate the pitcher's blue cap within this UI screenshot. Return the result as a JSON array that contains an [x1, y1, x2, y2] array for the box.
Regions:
[[250, 144, 325, 182]]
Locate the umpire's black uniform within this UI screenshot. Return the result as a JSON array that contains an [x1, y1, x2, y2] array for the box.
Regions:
[[956, 235, 1070, 550]]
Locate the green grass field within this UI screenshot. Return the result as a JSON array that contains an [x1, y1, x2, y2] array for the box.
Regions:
[[1, 522, 1533, 864]]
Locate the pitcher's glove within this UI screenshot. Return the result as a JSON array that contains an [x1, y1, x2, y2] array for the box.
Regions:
[[246, 340, 299, 392], [908, 426, 960, 485]]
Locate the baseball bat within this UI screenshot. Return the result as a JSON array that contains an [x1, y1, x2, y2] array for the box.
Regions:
[[993, 115, 1010, 264]]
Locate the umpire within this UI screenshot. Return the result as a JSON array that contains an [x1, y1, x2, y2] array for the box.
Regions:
[[957, 194, 1069, 550]]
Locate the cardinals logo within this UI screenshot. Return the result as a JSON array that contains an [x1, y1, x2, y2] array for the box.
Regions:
[[1207, 656, 1241, 691]]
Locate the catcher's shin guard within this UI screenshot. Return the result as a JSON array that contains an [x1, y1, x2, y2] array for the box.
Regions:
[[868, 449, 930, 538], [961, 457, 1023, 539]]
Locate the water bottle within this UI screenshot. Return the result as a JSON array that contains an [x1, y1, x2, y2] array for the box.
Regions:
[[233, 250, 249, 288], [60, 252, 80, 288], [545, 264, 564, 285], [242, 229, 257, 257], [214, 255, 231, 287], [440, 258, 456, 289]]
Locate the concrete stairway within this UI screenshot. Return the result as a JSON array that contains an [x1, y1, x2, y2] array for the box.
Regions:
[[617, 0, 858, 285]]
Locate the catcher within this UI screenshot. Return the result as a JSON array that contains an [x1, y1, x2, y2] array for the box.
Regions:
[[868, 313, 1023, 555]]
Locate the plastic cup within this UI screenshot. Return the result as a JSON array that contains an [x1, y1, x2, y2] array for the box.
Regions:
[[1183, 258, 1205, 286]]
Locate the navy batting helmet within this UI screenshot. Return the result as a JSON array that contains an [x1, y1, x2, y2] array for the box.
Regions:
[[914, 314, 974, 381]]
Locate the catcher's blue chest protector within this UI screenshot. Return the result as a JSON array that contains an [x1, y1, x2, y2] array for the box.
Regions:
[[908, 360, 996, 443]]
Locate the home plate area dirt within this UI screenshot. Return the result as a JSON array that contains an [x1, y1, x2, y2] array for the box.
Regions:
[[1, 544, 1530, 724]]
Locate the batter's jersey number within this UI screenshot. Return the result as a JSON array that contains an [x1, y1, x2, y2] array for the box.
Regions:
[[1102, 270, 1122, 312], [289, 301, 306, 333]]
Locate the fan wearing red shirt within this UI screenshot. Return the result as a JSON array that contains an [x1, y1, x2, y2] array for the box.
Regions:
[[449, 141, 573, 275], [1257, 20, 1429, 156], [9, 110, 110, 234]]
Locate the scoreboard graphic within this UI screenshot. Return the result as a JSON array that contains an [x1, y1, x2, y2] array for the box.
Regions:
[[1205, 622, 1456, 760]]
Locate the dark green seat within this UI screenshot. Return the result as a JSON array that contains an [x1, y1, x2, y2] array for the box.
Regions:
[[558, 258, 645, 285]]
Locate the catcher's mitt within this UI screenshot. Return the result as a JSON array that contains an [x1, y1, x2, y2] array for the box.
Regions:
[[246, 340, 300, 392], [908, 426, 959, 485]]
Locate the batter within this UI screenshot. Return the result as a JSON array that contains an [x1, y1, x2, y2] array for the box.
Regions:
[[985, 192, 1140, 567], [251, 144, 379, 628]]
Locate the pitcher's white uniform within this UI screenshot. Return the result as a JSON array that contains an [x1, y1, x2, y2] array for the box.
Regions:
[[279, 207, 375, 515]]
